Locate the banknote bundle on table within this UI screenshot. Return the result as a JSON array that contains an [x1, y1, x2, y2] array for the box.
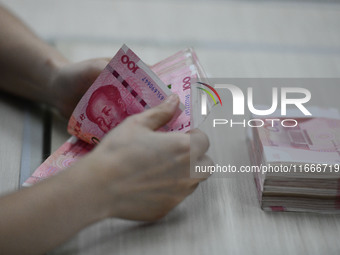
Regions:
[[23, 45, 211, 186], [247, 108, 340, 213]]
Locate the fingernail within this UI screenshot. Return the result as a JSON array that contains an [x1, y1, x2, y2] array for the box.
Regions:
[[165, 94, 179, 105]]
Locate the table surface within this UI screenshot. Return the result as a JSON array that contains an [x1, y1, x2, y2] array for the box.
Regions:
[[1, 0, 340, 254]]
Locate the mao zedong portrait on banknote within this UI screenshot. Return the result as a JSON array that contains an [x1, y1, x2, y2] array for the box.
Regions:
[[86, 85, 130, 133]]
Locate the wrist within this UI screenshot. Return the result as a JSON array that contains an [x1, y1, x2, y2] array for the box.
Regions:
[[46, 56, 69, 110], [64, 154, 118, 222], [81, 147, 132, 219]]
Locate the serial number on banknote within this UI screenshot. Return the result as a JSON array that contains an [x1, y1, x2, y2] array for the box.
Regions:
[[292, 164, 340, 173], [141, 77, 165, 100]]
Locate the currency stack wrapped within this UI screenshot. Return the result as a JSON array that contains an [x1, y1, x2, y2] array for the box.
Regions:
[[247, 108, 340, 213]]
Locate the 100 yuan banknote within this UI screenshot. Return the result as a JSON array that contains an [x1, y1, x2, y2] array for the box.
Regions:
[[23, 137, 92, 186], [68, 44, 183, 145], [151, 48, 209, 133]]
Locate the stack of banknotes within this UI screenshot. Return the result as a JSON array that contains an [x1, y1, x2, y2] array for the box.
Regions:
[[247, 108, 340, 213], [23, 45, 211, 186]]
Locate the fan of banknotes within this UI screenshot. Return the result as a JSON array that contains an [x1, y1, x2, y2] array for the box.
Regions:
[[247, 108, 340, 213], [23, 45, 212, 186]]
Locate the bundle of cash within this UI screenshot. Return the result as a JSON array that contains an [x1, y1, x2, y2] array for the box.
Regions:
[[247, 108, 340, 213], [23, 45, 209, 186]]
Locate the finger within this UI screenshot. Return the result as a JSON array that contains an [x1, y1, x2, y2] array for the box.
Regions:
[[174, 155, 214, 197], [189, 154, 214, 181], [188, 129, 210, 160], [133, 94, 180, 130]]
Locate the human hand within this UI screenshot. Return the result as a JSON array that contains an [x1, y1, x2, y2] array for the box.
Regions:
[[0, 93, 211, 255], [79, 94, 212, 221], [49, 58, 110, 118]]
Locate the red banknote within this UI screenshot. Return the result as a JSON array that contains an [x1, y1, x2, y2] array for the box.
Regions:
[[23, 45, 209, 186]]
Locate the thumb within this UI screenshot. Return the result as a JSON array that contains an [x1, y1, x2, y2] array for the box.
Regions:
[[134, 94, 180, 130]]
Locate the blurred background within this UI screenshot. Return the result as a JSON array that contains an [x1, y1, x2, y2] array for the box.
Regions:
[[2, 0, 340, 78]]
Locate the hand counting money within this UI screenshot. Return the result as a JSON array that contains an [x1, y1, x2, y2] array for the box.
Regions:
[[68, 44, 183, 144], [23, 45, 209, 186]]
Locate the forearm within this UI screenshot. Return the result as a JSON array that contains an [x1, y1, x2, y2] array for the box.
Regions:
[[0, 5, 69, 104], [0, 158, 110, 255]]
